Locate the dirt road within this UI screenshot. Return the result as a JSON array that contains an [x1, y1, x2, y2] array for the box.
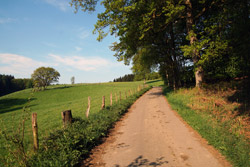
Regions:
[[83, 87, 230, 167]]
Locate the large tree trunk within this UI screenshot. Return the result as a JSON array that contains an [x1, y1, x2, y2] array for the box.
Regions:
[[185, 0, 203, 88], [170, 23, 181, 89]]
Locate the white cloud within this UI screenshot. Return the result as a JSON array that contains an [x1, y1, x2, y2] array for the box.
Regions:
[[0, 18, 16, 24], [49, 54, 110, 71], [77, 27, 90, 39], [0, 53, 46, 77], [75, 46, 82, 52], [43, 0, 70, 11], [79, 31, 90, 39], [42, 42, 57, 48], [0, 53, 125, 83]]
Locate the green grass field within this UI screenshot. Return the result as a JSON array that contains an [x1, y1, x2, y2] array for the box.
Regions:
[[0, 80, 163, 157]]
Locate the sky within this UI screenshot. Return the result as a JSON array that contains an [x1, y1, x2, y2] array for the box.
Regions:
[[0, 0, 132, 84]]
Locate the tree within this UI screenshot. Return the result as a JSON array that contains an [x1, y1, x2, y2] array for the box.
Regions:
[[71, 0, 250, 88], [0, 75, 33, 96], [113, 74, 135, 82], [31, 67, 60, 90], [71, 76, 75, 85], [71, 0, 190, 89], [0, 74, 14, 96]]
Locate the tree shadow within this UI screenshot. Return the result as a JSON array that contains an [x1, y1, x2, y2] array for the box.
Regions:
[[162, 86, 173, 95], [146, 80, 162, 84], [148, 90, 163, 96], [227, 79, 250, 116], [114, 155, 169, 167], [0, 98, 36, 114], [47, 85, 72, 90]]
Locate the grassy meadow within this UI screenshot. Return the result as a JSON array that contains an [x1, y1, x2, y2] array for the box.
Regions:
[[0, 80, 163, 158]]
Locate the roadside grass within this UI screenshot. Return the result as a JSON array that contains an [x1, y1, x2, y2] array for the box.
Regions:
[[26, 87, 151, 167], [0, 79, 162, 166], [164, 79, 250, 167], [0, 81, 151, 159]]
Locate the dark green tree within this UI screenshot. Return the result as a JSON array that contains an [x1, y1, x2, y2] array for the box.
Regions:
[[71, 0, 250, 88]]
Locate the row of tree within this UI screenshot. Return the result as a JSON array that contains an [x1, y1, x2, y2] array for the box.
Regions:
[[71, 0, 250, 89], [0, 67, 61, 96], [113, 72, 160, 82], [113, 74, 135, 82], [0, 74, 33, 96]]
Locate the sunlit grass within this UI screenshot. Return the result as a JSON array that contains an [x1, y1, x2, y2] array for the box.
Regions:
[[164, 86, 250, 167], [0, 80, 162, 157]]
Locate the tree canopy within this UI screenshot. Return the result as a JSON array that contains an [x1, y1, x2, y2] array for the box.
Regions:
[[71, 0, 250, 89], [0, 74, 33, 96], [31, 67, 60, 90]]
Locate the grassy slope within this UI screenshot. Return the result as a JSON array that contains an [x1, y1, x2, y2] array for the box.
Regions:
[[164, 83, 250, 167], [0, 80, 163, 156]]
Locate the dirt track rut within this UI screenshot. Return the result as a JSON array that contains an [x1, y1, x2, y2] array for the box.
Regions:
[[82, 87, 230, 167]]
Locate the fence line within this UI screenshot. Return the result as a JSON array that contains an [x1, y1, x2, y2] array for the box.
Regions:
[[30, 84, 148, 150]]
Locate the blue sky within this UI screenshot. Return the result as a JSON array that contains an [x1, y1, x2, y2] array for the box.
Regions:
[[0, 0, 132, 84]]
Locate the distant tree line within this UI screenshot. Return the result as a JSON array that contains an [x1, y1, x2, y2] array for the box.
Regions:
[[113, 72, 160, 82], [134, 72, 160, 81], [113, 74, 135, 82], [0, 74, 33, 96]]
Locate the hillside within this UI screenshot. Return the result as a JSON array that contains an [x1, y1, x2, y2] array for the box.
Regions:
[[0, 81, 162, 160]]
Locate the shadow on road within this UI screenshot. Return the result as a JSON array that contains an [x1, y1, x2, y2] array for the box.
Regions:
[[148, 91, 163, 96], [114, 155, 169, 167]]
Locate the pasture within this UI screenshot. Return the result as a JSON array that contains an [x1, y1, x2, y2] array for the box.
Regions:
[[0, 80, 163, 157]]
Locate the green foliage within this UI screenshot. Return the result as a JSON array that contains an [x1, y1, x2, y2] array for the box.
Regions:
[[71, 0, 250, 88], [0, 101, 32, 167], [134, 72, 160, 81], [113, 73, 160, 82], [31, 67, 60, 90], [0, 74, 33, 96], [113, 74, 135, 82], [0, 74, 14, 96]]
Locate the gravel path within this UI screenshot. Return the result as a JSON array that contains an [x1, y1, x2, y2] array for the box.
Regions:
[[82, 87, 230, 167]]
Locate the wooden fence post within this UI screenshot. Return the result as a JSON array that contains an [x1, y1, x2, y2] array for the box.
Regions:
[[32, 113, 38, 151], [110, 93, 112, 106], [125, 91, 127, 99], [61, 110, 72, 128], [101, 96, 105, 109], [120, 91, 122, 101], [115, 93, 118, 102], [86, 96, 91, 118]]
